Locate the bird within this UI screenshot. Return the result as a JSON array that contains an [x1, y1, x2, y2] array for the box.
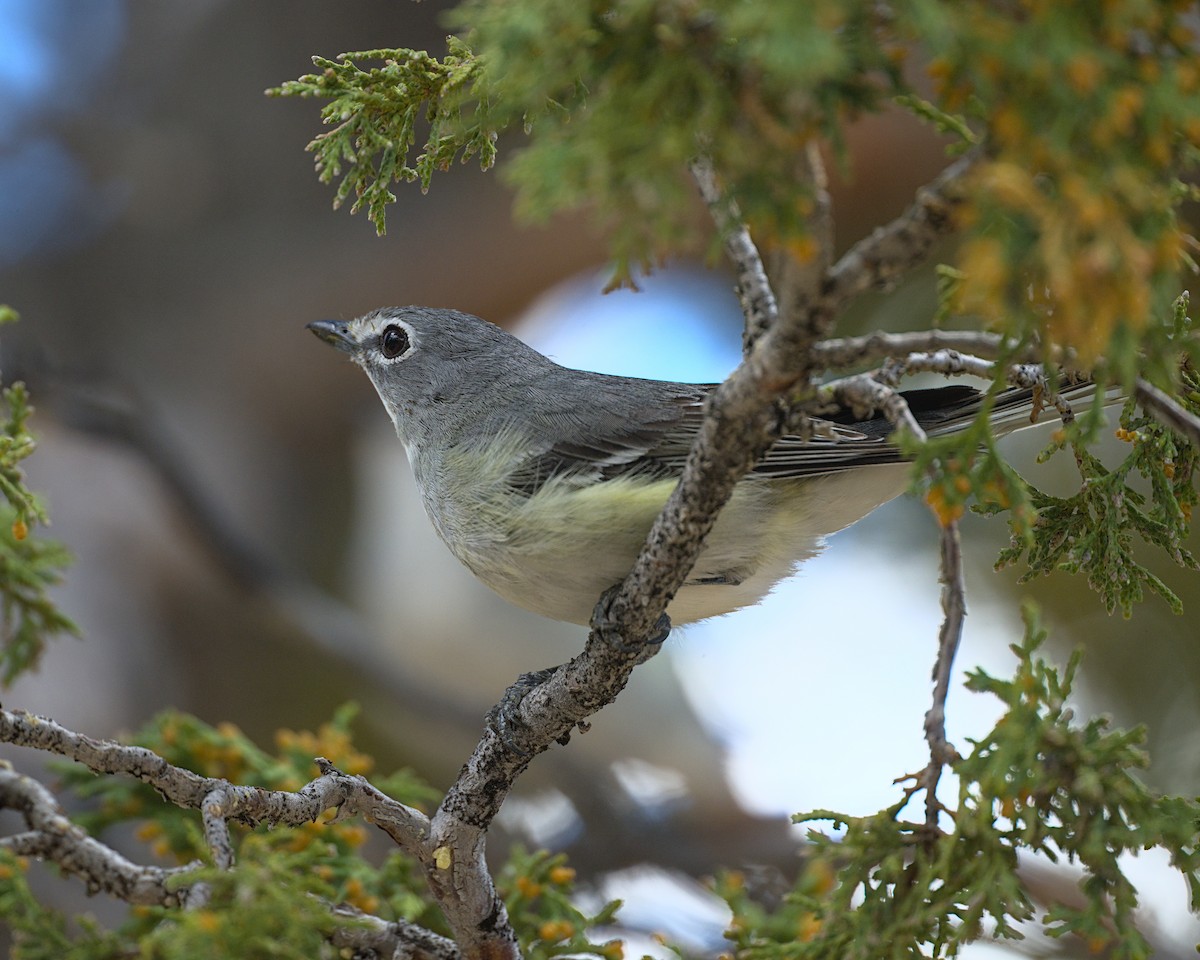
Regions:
[[308, 306, 1085, 627]]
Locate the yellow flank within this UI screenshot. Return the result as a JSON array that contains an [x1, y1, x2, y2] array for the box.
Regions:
[[424, 432, 908, 624], [517, 474, 677, 551]]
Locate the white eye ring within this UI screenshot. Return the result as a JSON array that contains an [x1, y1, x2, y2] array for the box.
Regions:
[[379, 323, 412, 360]]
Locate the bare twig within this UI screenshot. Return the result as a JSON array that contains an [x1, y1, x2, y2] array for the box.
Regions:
[[0, 708, 430, 855], [818, 375, 928, 441], [877, 349, 997, 386], [769, 142, 835, 349], [823, 151, 981, 311], [812, 329, 1011, 372], [690, 155, 779, 350], [329, 904, 460, 960], [1136, 377, 1200, 448], [922, 520, 966, 832], [875, 351, 1082, 428], [0, 765, 198, 906]]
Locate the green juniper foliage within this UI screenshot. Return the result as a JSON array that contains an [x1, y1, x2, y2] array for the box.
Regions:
[[267, 37, 496, 235], [0, 307, 77, 685], [994, 381, 1200, 617], [718, 607, 1200, 960], [910, 293, 1200, 619], [1003, 293, 1200, 614], [270, 0, 906, 286]]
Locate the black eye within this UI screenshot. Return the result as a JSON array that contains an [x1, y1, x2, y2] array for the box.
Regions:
[[380, 325, 410, 359]]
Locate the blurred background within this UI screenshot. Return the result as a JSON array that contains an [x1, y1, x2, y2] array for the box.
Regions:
[[1, 1, 1198, 954]]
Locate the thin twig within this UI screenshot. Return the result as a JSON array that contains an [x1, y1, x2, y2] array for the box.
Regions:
[[0, 708, 430, 854], [690, 155, 779, 350], [1136, 377, 1200, 448], [818, 375, 928, 441], [874, 351, 1083, 429], [823, 151, 981, 311], [812, 329, 1010, 372], [770, 142, 835, 350], [922, 520, 966, 833], [0, 766, 199, 906], [329, 904, 460, 960]]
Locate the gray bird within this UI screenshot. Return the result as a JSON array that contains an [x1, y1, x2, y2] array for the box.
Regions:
[[309, 306, 1079, 626]]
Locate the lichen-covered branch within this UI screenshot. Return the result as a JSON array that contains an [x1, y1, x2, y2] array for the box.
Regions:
[[823, 151, 980, 311], [0, 706, 476, 956], [811, 329, 1009, 371], [329, 904, 460, 960], [819, 374, 929, 441], [690, 155, 779, 349], [0, 766, 198, 906]]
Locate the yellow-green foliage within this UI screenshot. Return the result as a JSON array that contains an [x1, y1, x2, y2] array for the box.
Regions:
[[913, 0, 1198, 364], [267, 37, 495, 233], [498, 847, 624, 960]]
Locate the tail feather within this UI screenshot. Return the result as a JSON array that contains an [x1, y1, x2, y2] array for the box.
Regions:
[[921, 379, 1122, 439]]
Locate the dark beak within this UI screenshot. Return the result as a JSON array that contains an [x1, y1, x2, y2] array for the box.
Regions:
[[307, 320, 358, 354]]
